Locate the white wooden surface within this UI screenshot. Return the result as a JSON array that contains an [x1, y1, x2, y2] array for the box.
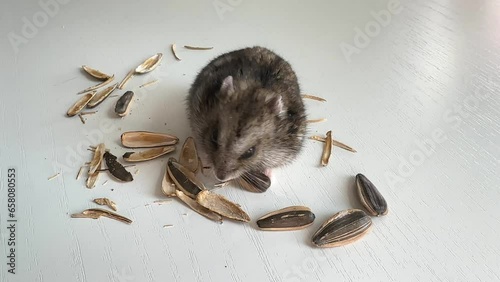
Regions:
[[1, 0, 499, 281]]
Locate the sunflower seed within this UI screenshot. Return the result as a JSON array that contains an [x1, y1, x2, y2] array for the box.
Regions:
[[103, 151, 133, 182], [115, 90, 134, 117], [167, 158, 205, 198], [312, 209, 372, 248], [256, 206, 315, 231], [122, 146, 175, 162], [196, 190, 250, 222], [94, 198, 117, 211], [356, 173, 388, 216], [175, 190, 223, 222], [67, 91, 96, 117], [237, 171, 271, 193], [121, 131, 179, 148], [179, 137, 199, 173], [320, 130, 332, 166]]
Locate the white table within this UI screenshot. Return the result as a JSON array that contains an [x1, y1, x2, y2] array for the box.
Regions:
[[1, 0, 499, 281]]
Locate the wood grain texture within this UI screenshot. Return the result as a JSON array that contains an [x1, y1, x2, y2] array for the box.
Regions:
[[0, 0, 499, 281]]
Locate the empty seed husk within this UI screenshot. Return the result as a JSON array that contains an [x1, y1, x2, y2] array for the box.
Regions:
[[237, 171, 271, 193], [123, 146, 175, 162], [256, 206, 315, 231], [87, 83, 118, 108], [77, 75, 115, 94], [67, 91, 96, 117], [196, 190, 250, 222], [312, 209, 372, 248], [88, 143, 105, 174], [82, 65, 112, 80], [121, 131, 179, 148], [103, 151, 133, 182], [161, 162, 177, 197], [94, 198, 117, 211], [115, 91, 134, 117], [71, 208, 132, 224], [184, 45, 214, 50], [321, 130, 332, 166], [118, 53, 163, 89], [175, 190, 223, 222], [356, 173, 388, 216], [167, 158, 205, 198], [179, 137, 199, 173]]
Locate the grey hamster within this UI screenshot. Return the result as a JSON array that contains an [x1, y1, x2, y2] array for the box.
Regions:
[[187, 46, 307, 182]]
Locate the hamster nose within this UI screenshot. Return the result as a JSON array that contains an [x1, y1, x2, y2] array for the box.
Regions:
[[215, 171, 227, 182]]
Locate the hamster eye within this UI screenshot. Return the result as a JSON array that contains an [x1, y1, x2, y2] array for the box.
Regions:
[[240, 146, 255, 160], [210, 129, 219, 149]]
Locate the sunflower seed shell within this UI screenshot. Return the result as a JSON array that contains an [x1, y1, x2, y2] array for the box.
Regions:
[[256, 206, 315, 231], [179, 137, 199, 173], [123, 146, 175, 162], [196, 190, 250, 222], [67, 92, 96, 117], [121, 131, 179, 148], [167, 158, 205, 198], [115, 91, 134, 117], [237, 171, 271, 193]]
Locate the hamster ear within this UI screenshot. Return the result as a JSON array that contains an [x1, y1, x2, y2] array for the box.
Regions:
[[266, 95, 284, 115], [219, 76, 235, 98]]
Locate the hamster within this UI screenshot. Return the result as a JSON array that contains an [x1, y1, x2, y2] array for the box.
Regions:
[[186, 46, 307, 182]]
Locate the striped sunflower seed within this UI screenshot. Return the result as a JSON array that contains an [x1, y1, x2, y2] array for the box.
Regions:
[[256, 206, 315, 231], [356, 173, 388, 216], [312, 209, 372, 248]]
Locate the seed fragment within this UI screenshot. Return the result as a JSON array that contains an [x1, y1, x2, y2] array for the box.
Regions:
[[76, 166, 85, 180], [71, 208, 132, 224], [179, 137, 199, 173], [47, 173, 60, 181], [312, 209, 372, 248], [184, 45, 213, 50], [86, 170, 100, 189], [306, 118, 327, 123], [123, 146, 175, 162], [237, 171, 271, 193], [77, 75, 115, 94], [171, 44, 182, 60], [118, 53, 163, 89], [67, 91, 96, 117], [139, 79, 158, 88], [321, 131, 332, 166], [94, 198, 117, 211], [161, 162, 176, 197], [88, 143, 105, 174], [196, 190, 250, 222], [302, 94, 326, 102], [175, 190, 223, 222], [103, 151, 133, 182], [87, 83, 118, 108], [82, 65, 111, 80], [356, 173, 388, 216], [310, 135, 357, 153], [256, 206, 315, 231], [167, 158, 205, 198], [115, 91, 134, 117], [121, 131, 179, 148]]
